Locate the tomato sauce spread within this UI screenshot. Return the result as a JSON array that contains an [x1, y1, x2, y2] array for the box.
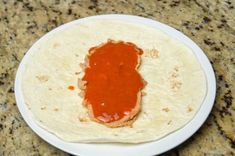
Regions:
[[82, 40, 145, 124], [68, 85, 75, 90]]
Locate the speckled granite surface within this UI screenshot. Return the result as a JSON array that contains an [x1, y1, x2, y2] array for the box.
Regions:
[[0, 0, 234, 155]]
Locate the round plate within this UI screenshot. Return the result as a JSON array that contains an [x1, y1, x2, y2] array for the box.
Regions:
[[15, 15, 216, 156]]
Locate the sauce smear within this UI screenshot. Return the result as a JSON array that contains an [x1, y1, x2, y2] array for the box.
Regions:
[[82, 40, 145, 124], [68, 85, 75, 90]]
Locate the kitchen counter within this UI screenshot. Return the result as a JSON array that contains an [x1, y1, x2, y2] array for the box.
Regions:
[[0, 0, 234, 155]]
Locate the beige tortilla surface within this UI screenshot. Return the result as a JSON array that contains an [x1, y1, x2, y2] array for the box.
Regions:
[[22, 20, 207, 143]]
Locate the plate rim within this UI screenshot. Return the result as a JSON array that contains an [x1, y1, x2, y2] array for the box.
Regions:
[[15, 14, 216, 156]]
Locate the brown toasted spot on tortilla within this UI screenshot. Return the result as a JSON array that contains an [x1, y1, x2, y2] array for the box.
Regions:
[[167, 120, 172, 125], [143, 48, 159, 58], [171, 81, 182, 91], [187, 106, 193, 112], [174, 66, 179, 72], [79, 117, 88, 122], [78, 114, 89, 122], [169, 67, 182, 91], [53, 42, 60, 48], [41, 106, 46, 110], [162, 107, 170, 112], [150, 49, 159, 58], [36, 75, 49, 82], [141, 92, 147, 96], [171, 72, 179, 78], [75, 71, 81, 75], [54, 108, 59, 111]]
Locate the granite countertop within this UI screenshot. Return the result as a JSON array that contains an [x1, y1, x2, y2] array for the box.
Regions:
[[0, 0, 234, 155]]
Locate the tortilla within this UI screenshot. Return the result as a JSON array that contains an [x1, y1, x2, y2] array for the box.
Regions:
[[22, 20, 207, 143]]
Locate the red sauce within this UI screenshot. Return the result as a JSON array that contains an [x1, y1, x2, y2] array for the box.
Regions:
[[68, 85, 75, 90], [82, 41, 144, 123]]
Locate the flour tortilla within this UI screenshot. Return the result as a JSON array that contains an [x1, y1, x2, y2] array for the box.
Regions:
[[22, 20, 207, 143]]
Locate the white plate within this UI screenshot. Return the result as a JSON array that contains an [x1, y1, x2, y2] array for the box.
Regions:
[[15, 15, 216, 156]]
